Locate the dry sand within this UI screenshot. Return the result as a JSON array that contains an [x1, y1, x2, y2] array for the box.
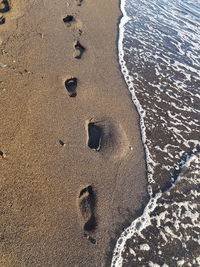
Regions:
[[0, 0, 147, 266]]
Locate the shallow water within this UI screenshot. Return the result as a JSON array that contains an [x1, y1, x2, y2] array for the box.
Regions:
[[112, 0, 200, 266]]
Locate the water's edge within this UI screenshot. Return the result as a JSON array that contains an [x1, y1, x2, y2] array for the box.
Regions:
[[111, 0, 153, 264]]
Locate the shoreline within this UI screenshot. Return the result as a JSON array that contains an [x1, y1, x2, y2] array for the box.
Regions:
[[0, 0, 148, 266]]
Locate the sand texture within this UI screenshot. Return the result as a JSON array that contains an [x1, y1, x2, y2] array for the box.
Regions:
[[0, 0, 147, 266]]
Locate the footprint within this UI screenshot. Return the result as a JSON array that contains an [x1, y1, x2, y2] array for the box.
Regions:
[[0, 15, 5, 24], [86, 119, 131, 159], [73, 40, 85, 59], [63, 15, 83, 37], [87, 121, 102, 151], [64, 77, 77, 97], [0, 0, 10, 13], [78, 185, 96, 232], [63, 15, 74, 26]]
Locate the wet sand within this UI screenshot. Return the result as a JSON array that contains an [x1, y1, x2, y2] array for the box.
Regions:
[[0, 0, 147, 266]]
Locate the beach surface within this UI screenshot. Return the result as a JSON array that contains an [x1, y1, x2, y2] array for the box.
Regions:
[[0, 0, 147, 266]]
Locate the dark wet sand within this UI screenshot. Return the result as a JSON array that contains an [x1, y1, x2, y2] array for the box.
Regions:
[[0, 0, 147, 266]]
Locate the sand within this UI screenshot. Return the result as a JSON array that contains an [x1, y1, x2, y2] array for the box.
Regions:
[[0, 0, 147, 266]]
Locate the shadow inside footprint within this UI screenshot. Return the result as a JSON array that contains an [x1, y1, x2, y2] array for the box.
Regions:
[[0, 15, 5, 24], [87, 122, 102, 151], [63, 15, 74, 25], [78, 185, 96, 232], [0, 0, 10, 13], [74, 41, 85, 59], [65, 78, 77, 97]]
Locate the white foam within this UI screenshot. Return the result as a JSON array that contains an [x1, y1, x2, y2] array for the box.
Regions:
[[111, 192, 162, 266], [112, 151, 200, 266], [139, 243, 150, 251]]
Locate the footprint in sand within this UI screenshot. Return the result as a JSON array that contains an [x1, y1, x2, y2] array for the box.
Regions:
[[73, 40, 85, 59], [63, 15, 74, 26], [86, 121, 102, 151], [65, 77, 77, 97], [63, 15, 83, 36], [78, 185, 96, 232], [0, 0, 10, 13], [86, 119, 131, 160], [0, 15, 5, 24]]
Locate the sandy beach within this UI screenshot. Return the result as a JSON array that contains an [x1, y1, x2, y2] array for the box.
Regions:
[[0, 0, 147, 266]]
